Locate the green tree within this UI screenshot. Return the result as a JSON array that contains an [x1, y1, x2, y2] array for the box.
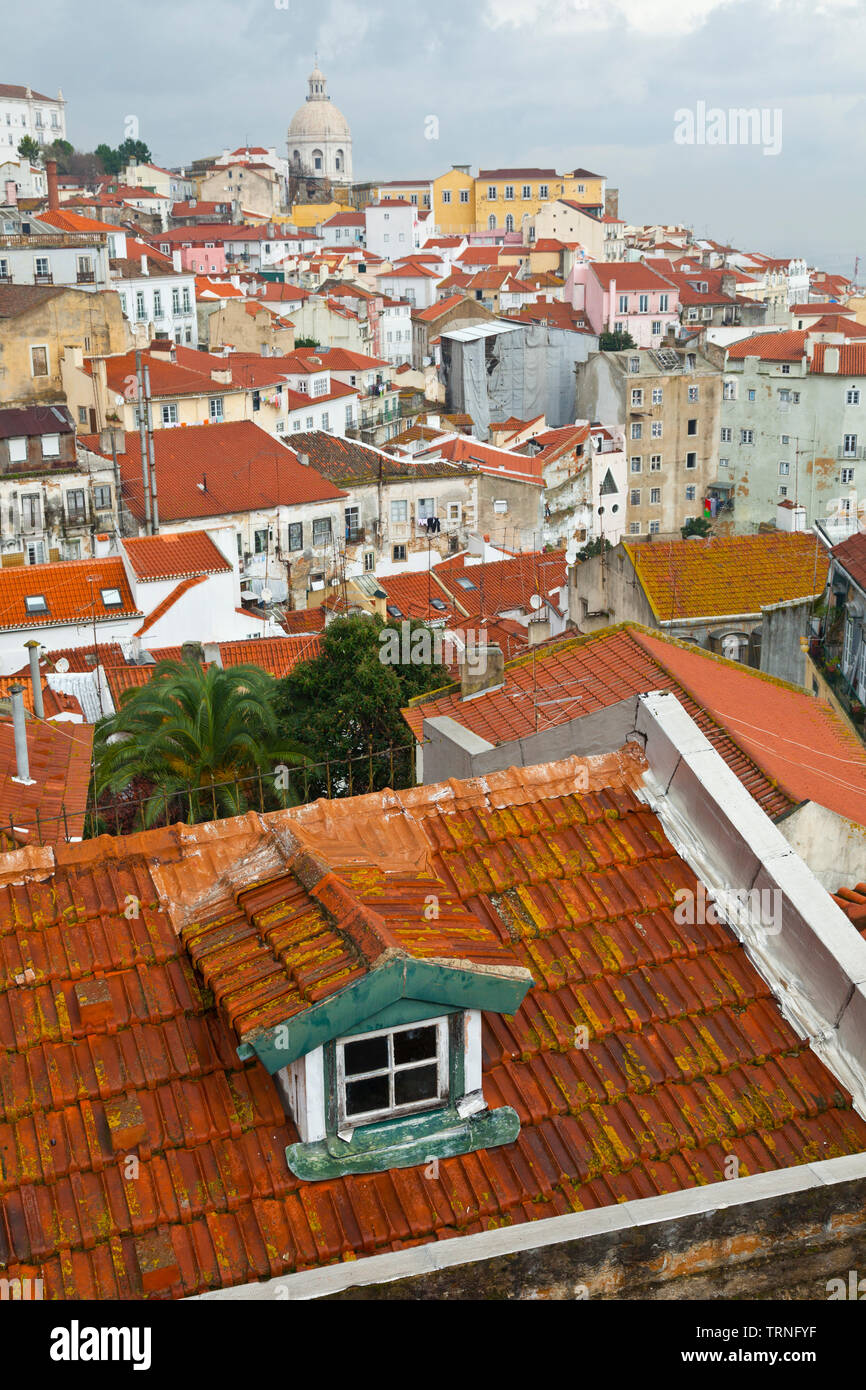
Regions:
[[273, 614, 449, 798], [681, 516, 712, 539], [576, 536, 612, 562], [599, 329, 638, 351], [17, 135, 41, 164], [94, 143, 120, 175], [93, 659, 304, 829], [117, 137, 153, 167]]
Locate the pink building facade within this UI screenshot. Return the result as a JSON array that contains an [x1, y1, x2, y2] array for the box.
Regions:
[[177, 244, 227, 275], [576, 262, 680, 348]]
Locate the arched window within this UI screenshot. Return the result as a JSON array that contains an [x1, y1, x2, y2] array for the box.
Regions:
[[292, 150, 301, 165], [312, 149, 323, 172], [488, 214, 496, 230], [335, 149, 344, 172], [505, 213, 514, 232]]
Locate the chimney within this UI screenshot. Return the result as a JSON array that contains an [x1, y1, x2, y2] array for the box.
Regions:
[[4, 179, 17, 206], [10, 685, 34, 785], [24, 641, 44, 720], [181, 640, 205, 665], [460, 643, 505, 699], [46, 158, 59, 211], [298, 452, 309, 466], [141, 254, 149, 276], [172, 249, 182, 272], [824, 345, 841, 375]]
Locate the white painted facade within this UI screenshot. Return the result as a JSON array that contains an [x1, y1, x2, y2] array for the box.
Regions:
[[115, 263, 198, 346], [364, 203, 422, 260], [0, 86, 66, 151], [379, 301, 413, 366]]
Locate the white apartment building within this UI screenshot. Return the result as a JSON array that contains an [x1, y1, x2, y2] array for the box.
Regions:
[[364, 201, 422, 260], [0, 84, 66, 151], [114, 255, 198, 346]]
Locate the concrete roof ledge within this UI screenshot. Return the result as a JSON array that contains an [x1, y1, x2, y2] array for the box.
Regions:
[[635, 690, 866, 1117]]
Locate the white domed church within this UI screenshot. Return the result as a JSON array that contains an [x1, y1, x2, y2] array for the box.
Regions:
[[287, 62, 353, 186]]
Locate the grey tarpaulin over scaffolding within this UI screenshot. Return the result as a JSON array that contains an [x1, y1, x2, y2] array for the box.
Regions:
[[440, 319, 598, 438]]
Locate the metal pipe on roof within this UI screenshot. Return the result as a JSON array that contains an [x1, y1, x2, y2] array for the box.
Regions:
[[143, 361, 160, 533], [10, 685, 33, 785], [135, 351, 153, 534], [24, 641, 44, 720]]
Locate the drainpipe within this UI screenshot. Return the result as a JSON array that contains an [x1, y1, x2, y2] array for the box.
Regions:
[[135, 350, 153, 534], [10, 685, 33, 784], [24, 641, 44, 720], [143, 361, 159, 532]]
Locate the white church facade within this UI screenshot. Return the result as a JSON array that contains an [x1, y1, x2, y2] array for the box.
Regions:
[[287, 63, 353, 186]]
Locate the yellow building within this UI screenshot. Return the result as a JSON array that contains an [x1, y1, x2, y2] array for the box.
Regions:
[[0, 285, 131, 407], [374, 179, 432, 209], [289, 201, 343, 228], [473, 166, 606, 235], [431, 165, 476, 236]]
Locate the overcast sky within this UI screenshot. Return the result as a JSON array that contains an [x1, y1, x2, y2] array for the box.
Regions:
[[7, 0, 864, 273]]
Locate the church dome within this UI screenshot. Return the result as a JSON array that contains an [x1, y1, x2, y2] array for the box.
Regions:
[[288, 99, 351, 141], [287, 60, 353, 185]]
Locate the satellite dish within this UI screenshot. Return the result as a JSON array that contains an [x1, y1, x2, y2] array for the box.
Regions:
[[55, 657, 70, 673], [260, 587, 273, 603], [530, 593, 543, 610], [565, 548, 578, 565]]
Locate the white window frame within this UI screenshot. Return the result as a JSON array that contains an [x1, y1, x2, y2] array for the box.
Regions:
[[320, 1016, 445, 1124]]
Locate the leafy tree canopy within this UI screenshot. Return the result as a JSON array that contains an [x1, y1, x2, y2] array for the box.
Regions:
[[93, 658, 302, 828], [599, 328, 638, 351], [681, 516, 712, 539], [273, 613, 449, 797]]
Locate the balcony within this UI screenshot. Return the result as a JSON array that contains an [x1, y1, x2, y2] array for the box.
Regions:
[[344, 526, 366, 545], [839, 445, 864, 461], [34, 272, 53, 285], [76, 270, 96, 284]]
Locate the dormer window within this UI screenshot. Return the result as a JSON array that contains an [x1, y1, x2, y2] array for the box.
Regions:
[[338, 1019, 448, 1127], [100, 587, 123, 607], [24, 594, 48, 614]]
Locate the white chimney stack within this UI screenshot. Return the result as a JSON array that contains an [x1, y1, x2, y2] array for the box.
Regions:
[[10, 685, 34, 785], [141, 254, 149, 276]]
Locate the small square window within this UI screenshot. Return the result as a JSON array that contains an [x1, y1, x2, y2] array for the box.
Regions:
[[392, 544, 407, 562], [337, 1019, 448, 1125], [24, 594, 48, 614]]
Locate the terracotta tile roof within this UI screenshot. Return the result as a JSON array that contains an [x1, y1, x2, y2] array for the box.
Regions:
[[589, 262, 676, 292], [623, 532, 828, 622], [0, 405, 73, 440], [791, 302, 853, 316], [636, 629, 866, 828], [831, 882, 866, 934], [279, 606, 328, 636], [0, 284, 64, 319], [831, 531, 866, 592], [727, 330, 810, 362], [38, 209, 111, 235], [807, 316, 866, 338], [417, 434, 545, 484], [103, 635, 322, 706], [3, 755, 865, 1298], [413, 293, 470, 322], [458, 247, 502, 267], [81, 421, 347, 523], [291, 346, 389, 373], [811, 343, 866, 375], [0, 715, 92, 847], [285, 431, 472, 483], [386, 550, 567, 622], [122, 531, 231, 581], [0, 678, 82, 720], [0, 558, 140, 632], [404, 626, 799, 820], [478, 166, 557, 178]]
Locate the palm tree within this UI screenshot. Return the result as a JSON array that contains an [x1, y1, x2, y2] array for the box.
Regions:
[[94, 659, 306, 828]]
